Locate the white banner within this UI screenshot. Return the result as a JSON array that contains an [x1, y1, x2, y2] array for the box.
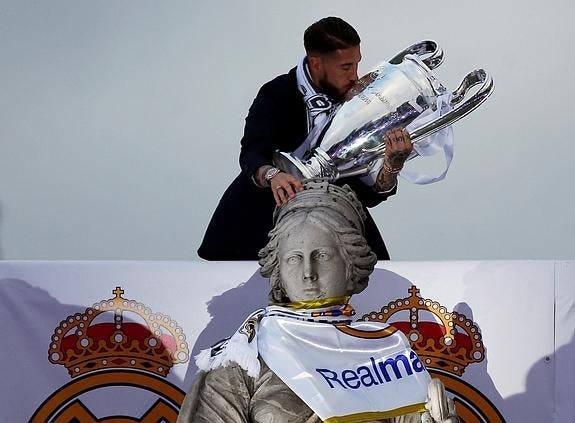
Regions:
[[0, 260, 572, 422], [259, 317, 430, 421]]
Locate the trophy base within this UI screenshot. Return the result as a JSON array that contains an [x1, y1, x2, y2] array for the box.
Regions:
[[273, 152, 314, 180]]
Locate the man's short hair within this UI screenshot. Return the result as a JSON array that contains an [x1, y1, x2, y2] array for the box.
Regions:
[[304, 16, 361, 54]]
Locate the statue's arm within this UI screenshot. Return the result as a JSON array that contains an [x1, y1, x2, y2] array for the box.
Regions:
[[177, 364, 253, 423], [421, 378, 459, 423], [385, 378, 459, 423]]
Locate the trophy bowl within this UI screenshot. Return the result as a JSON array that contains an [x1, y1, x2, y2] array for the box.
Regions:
[[274, 40, 494, 181]]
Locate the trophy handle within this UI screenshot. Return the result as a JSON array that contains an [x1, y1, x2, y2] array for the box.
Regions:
[[358, 69, 493, 161], [389, 40, 444, 70], [409, 69, 494, 144]]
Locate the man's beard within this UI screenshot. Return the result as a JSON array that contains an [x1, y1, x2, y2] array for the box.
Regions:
[[317, 77, 348, 102]]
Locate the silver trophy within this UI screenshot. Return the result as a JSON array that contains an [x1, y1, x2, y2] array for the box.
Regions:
[[274, 40, 494, 180]]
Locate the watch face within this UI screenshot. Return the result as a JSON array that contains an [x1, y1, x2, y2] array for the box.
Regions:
[[265, 168, 279, 181]]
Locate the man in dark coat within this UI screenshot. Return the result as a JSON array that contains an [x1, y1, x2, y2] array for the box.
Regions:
[[198, 17, 413, 261]]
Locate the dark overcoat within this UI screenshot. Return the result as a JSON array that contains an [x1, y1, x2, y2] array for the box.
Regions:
[[198, 68, 395, 260]]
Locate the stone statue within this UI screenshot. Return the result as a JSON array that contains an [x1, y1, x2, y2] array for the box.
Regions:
[[178, 180, 458, 423]]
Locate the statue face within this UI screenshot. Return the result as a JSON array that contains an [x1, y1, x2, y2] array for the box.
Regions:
[[278, 221, 349, 302]]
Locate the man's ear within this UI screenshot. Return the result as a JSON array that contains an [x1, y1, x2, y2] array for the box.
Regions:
[[307, 55, 322, 74], [345, 266, 356, 294]]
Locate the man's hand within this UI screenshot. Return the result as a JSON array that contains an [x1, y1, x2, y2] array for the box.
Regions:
[[375, 127, 413, 192], [269, 172, 304, 206], [384, 127, 413, 170]]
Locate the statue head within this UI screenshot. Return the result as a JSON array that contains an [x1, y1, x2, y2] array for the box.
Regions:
[[258, 180, 377, 304]]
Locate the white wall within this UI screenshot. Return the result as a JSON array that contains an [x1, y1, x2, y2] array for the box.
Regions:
[[1, 0, 574, 260]]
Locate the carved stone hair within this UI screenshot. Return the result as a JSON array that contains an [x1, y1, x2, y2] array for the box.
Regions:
[[258, 180, 377, 304]]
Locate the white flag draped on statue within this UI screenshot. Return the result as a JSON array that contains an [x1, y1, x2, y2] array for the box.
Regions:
[[260, 316, 430, 421]]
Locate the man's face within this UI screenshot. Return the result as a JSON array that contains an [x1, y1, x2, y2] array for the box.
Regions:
[[310, 45, 361, 101], [278, 220, 349, 302]]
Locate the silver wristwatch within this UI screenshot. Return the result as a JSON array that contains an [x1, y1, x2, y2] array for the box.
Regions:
[[264, 167, 281, 183]]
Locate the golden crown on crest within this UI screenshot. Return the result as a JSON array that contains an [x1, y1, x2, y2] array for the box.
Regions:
[[48, 287, 189, 378], [360, 285, 485, 376]]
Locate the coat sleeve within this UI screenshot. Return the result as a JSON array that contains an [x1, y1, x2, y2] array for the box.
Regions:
[[238, 71, 307, 179], [340, 176, 397, 209], [239, 84, 285, 178]]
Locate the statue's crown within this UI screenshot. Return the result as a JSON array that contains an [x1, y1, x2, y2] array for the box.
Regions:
[[48, 287, 189, 378], [360, 285, 485, 376], [273, 179, 366, 233]]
